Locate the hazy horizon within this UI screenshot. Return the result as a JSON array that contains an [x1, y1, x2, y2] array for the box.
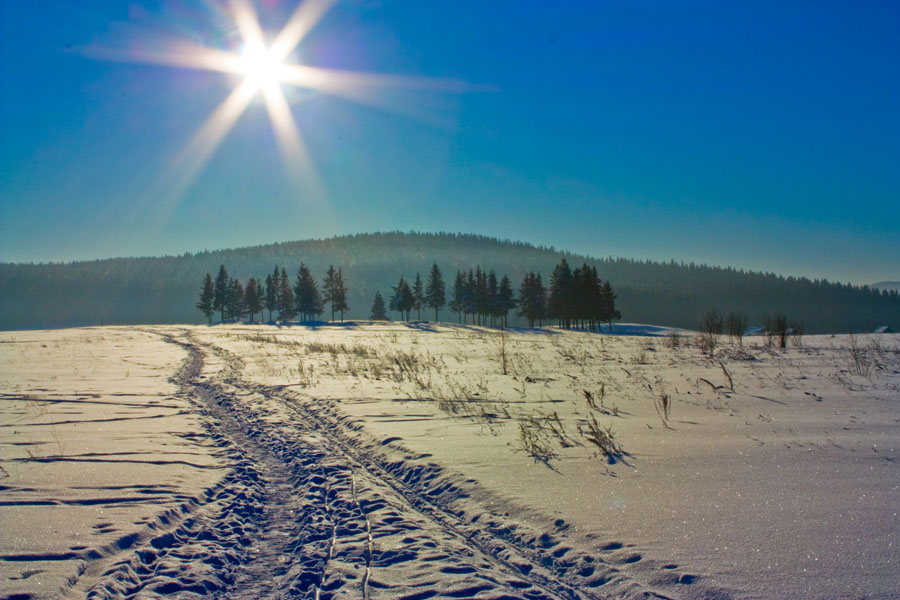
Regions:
[[2, 1, 898, 285]]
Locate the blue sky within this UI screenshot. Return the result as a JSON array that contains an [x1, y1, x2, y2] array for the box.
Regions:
[[1, 1, 898, 284]]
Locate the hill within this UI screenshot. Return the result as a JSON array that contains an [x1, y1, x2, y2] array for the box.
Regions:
[[871, 281, 900, 293], [1, 232, 898, 332]]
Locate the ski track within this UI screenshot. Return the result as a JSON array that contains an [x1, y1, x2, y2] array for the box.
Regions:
[[76, 328, 718, 600]]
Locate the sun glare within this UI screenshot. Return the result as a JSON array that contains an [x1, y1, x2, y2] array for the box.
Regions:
[[86, 0, 460, 211], [239, 43, 285, 91]]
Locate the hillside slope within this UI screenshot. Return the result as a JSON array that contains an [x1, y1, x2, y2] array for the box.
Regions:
[[1, 232, 897, 332]]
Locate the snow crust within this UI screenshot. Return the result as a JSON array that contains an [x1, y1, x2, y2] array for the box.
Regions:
[[2, 323, 898, 599]]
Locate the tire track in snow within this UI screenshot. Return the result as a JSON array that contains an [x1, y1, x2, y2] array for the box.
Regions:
[[191, 332, 708, 600]]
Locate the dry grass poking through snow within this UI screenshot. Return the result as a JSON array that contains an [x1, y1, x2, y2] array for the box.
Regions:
[[206, 323, 900, 477]]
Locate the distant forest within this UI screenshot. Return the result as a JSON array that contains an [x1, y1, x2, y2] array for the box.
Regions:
[[1, 232, 897, 333]]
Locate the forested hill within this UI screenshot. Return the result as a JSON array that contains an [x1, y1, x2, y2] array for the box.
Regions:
[[1, 232, 897, 332]]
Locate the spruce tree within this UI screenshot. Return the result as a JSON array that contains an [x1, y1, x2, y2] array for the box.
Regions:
[[390, 276, 414, 321], [213, 265, 229, 323], [549, 259, 573, 328], [294, 263, 322, 321], [245, 278, 262, 323], [518, 271, 547, 328], [600, 281, 620, 331], [197, 272, 215, 324], [497, 275, 516, 327], [255, 279, 266, 323], [322, 265, 349, 321], [226, 277, 245, 322], [370, 291, 388, 320], [424, 262, 446, 321], [450, 271, 465, 323], [265, 268, 279, 323], [332, 267, 348, 321], [412, 273, 424, 321], [322, 265, 337, 322], [280, 267, 296, 322]]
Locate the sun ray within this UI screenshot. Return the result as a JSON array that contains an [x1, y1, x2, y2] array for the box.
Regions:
[[83, 38, 244, 75], [229, 0, 266, 49], [279, 64, 469, 125], [270, 0, 337, 61], [87, 0, 474, 218], [162, 78, 259, 204], [261, 82, 325, 202]]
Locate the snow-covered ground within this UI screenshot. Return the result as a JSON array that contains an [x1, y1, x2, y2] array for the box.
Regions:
[[2, 323, 898, 599]]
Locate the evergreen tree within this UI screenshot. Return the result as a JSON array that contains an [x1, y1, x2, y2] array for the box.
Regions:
[[450, 271, 466, 323], [265, 268, 279, 322], [412, 273, 424, 320], [497, 275, 516, 327], [245, 278, 262, 323], [213, 264, 229, 323], [294, 263, 322, 321], [548, 259, 573, 328], [424, 262, 446, 321], [322, 265, 338, 322], [280, 267, 296, 322], [389, 276, 415, 321], [225, 277, 245, 322], [332, 267, 348, 321], [487, 270, 499, 325], [370, 291, 388, 320], [601, 281, 621, 331], [197, 272, 215, 324], [255, 278, 266, 322], [322, 265, 349, 321], [518, 271, 546, 328]]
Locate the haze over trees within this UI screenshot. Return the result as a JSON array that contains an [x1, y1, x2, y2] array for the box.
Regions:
[[2, 232, 898, 332]]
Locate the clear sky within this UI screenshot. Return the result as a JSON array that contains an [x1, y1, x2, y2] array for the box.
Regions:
[[1, 1, 898, 285]]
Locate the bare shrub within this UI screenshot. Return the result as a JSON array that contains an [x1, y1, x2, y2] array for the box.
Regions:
[[726, 312, 749, 347], [764, 313, 789, 349], [698, 308, 724, 356], [790, 322, 804, 347], [665, 332, 683, 349]]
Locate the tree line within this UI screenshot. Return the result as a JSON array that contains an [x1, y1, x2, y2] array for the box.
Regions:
[[196, 264, 347, 324], [198, 258, 620, 331]]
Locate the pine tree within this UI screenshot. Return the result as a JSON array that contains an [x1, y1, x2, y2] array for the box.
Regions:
[[424, 262, 446, 321], [322, 265, 337, 322], [497, 275, 516, 327], [412, 273, 424, 321], [390, 276, 414, 321], [279, 267, 296, 322], [294, 263, 322, 321], [332, 267, 348, 321], [518, 271, 547, 328], [600, 281, 621, 331], [225, 277, 245, 322], [322, 265, 349, 321], [245, 278, 262, 323], [549, 259, 573, 328], [197, 272, 215, 324], [370, 291, 388, 320], [450, 271, 465, 323], [213, 264, 229, 323], [265, 268, 279, 322], [255, 278, 266, 322]]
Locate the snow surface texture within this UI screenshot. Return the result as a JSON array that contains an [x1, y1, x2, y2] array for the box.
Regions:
[[1, 324, 898, 599]]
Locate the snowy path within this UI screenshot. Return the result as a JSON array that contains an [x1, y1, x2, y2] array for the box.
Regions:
[[82, 329, 700, 599]]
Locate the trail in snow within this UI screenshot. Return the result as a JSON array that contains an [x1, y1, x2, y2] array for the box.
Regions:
[[84, 328, 710, 600]]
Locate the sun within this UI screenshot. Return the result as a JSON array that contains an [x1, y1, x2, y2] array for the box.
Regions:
[[238, 42, 285, 92]]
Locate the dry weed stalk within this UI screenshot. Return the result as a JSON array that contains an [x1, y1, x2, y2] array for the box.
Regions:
[[582, 414, 624, 464]]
